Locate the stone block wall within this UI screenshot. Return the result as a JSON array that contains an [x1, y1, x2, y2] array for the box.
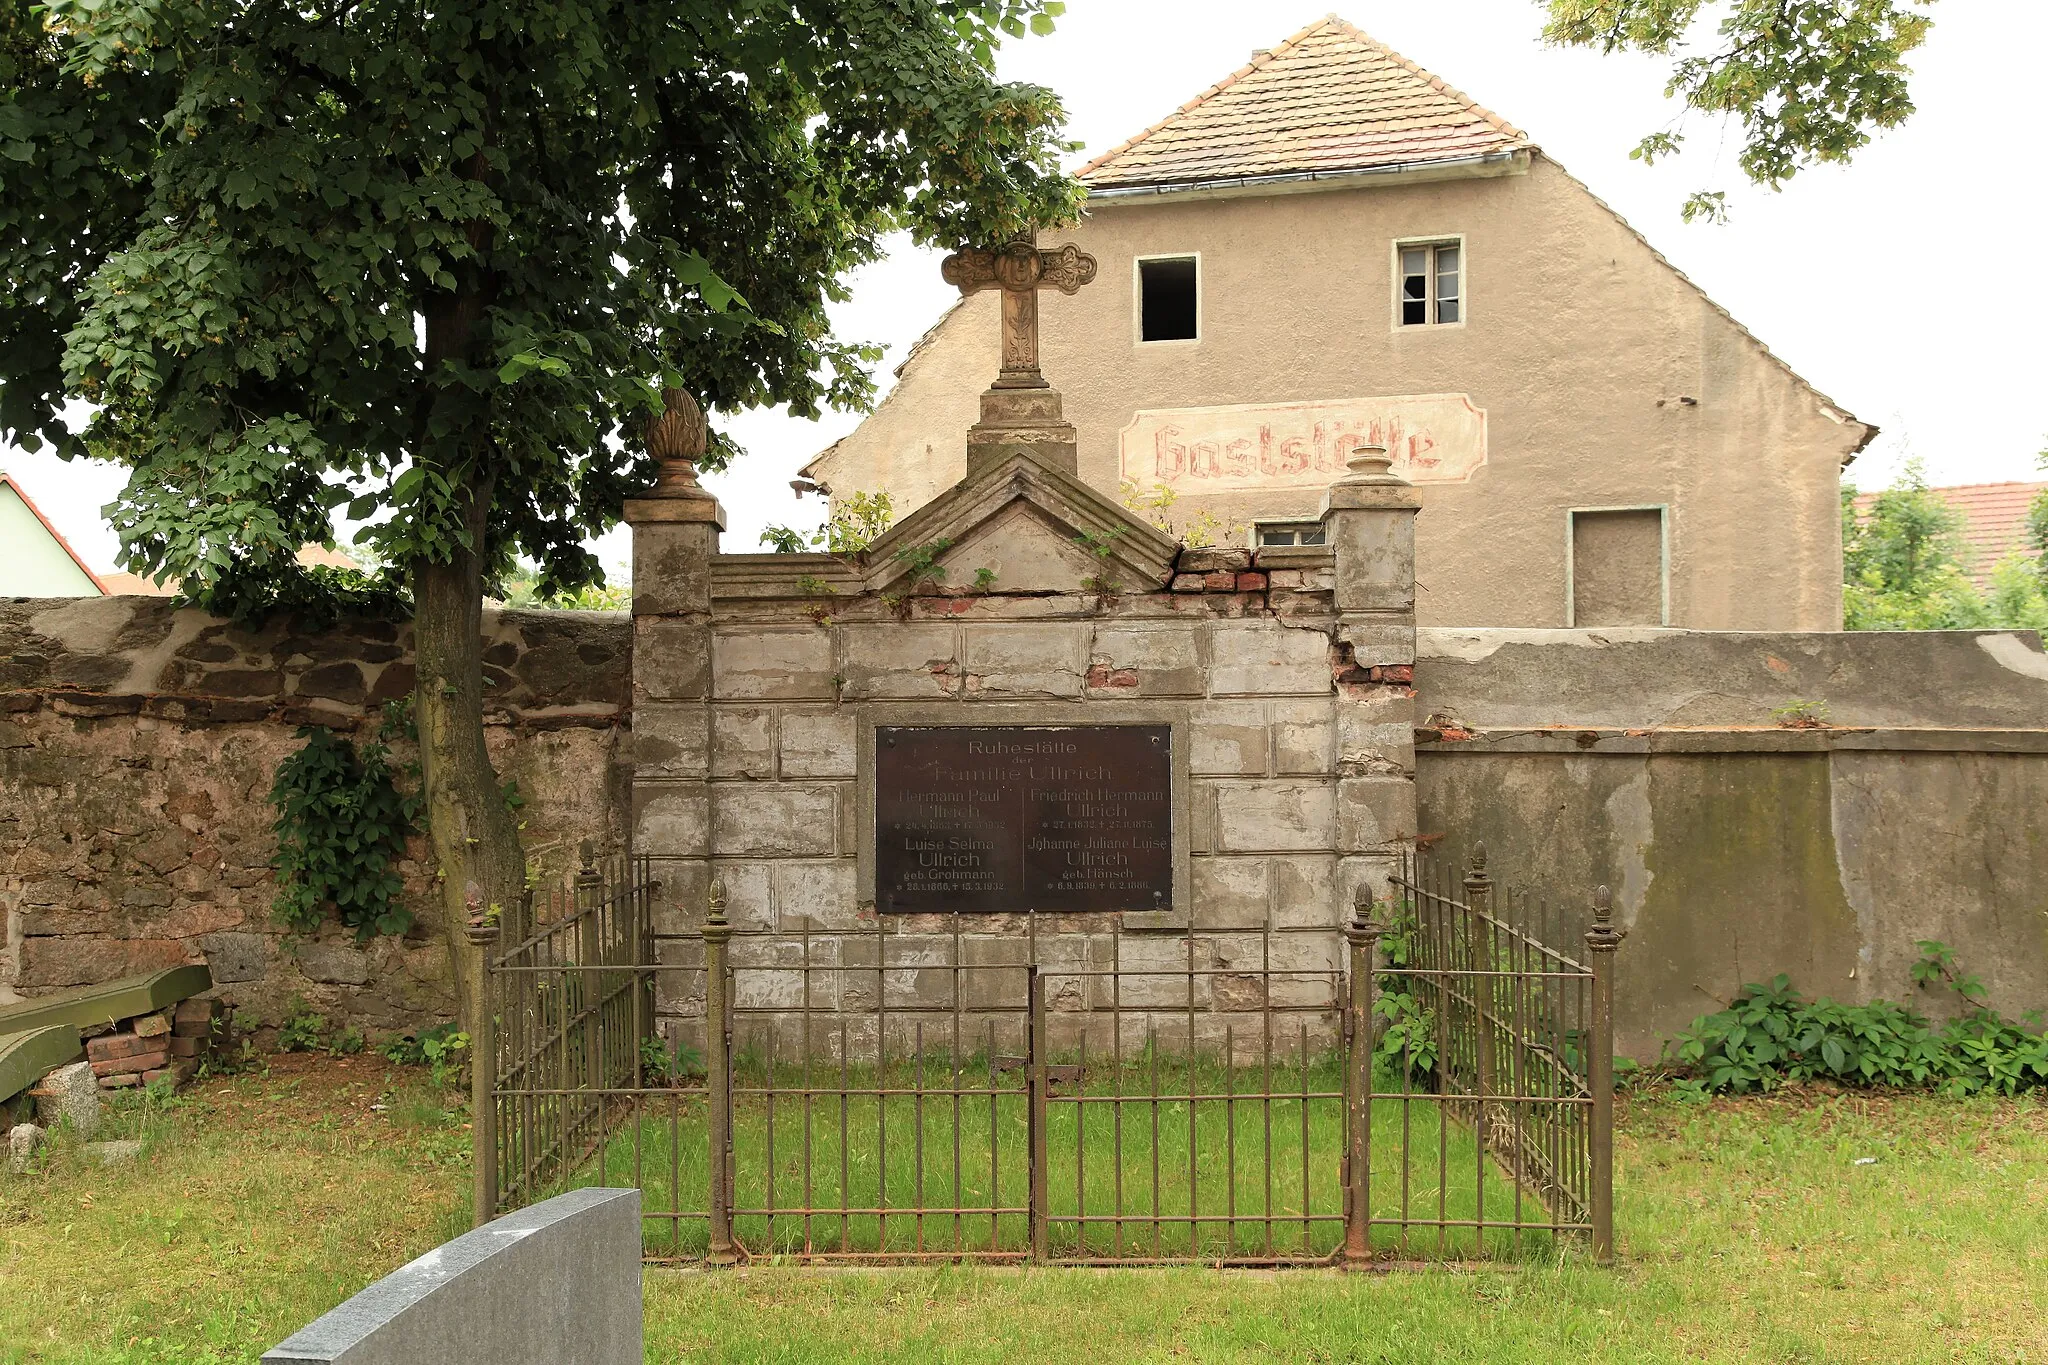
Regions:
[[1, 598, 629, 1034], [627, 445, 1423, 1059]]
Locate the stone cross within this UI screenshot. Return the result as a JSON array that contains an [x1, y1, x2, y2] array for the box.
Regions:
[[941, 231, 1098, 391]]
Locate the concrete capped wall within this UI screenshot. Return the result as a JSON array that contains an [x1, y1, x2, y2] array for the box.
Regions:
[[1412, 627, 2048, 1057], [810, 157, 1866, 631], [1, 597, 629, 1032]]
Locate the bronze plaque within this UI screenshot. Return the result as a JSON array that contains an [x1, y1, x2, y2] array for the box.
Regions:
[[874, 725, 1172, 913]]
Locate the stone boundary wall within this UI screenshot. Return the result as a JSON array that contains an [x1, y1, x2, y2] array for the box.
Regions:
[[1412, 627, 2048, 1056], [1, 597, 630, 1034]]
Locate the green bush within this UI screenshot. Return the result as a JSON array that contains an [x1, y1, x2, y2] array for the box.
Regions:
[[1668, 944, 2048, 1096]]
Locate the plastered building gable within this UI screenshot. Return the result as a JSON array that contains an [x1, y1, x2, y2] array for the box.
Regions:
[[807, 19, 1868, 630]]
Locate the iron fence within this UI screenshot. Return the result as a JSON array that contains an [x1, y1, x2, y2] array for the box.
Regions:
[[479, 845, 1617, 1265]]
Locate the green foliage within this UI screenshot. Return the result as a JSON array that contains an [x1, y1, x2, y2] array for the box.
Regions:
[[381, 1022, 470, 1086], [269, 702, 420, 941], [1841, 459, 2048, 630], [971, 566, 999, 593], [177, 560, 411, 629], [764, 489, 897, 557], [1667, 944, 2048, 1097], [327, 1025, 367, 1057], [1769, 698, 1829, 728], [1075, 525, 1124, 601], [1, 0, 1079, 603], [1543, 0, 1934, 218], [494, 563, 630, 611], [1371, 903, 1440, 1082], [276, 998, 326, 1054], [640, 1034, 706, 1086], [893, 538, 952, 591]]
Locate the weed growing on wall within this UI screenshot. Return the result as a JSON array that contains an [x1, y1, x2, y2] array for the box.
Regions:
[[1667, 943, 2048, 1097], [269, 701, 421, 941]]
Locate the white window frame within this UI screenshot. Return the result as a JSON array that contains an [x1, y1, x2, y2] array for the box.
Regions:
[[1250, 520, 1327, 548], [1391, 235, 1466, 330], [1565, 504, 1671, 627], [1133, 252, 1202, 346]]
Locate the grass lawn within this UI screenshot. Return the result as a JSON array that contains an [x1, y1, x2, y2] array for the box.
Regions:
[[3, 1053, 2044, 1363]]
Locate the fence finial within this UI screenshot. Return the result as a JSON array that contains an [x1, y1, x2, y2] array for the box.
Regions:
[[578, 838, 595, 873], [1469, 841, 1488, 874], [1346, 887, 1383, 945], [1586, 885, 1624, 950], [706, 876, 728, 924]]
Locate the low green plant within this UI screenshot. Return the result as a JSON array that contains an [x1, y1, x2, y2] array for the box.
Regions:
[[269, 700, 421, 940], [971, 566, 999, 593], [1076, 525, 1124, 603], [1371, 902, 1440, 1082], [327, 1025, 367, 1057], [1769, 698, 1830, 728], [277, 999, 328, 1054], [1666, 943, 2048, 1096], [640, 1035, 707, 1086], [382, 1022, 471, 1086], [762, 489, 896, 556], [893, 538, 952, 590]]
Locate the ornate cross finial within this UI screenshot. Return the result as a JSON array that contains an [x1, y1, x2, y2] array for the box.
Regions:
[[941, 231, 1098, 391], [645, 387, 708, 494]]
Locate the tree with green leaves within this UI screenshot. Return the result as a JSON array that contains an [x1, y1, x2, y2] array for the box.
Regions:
[[2, 0, 1080, 1024], [1841, 457, 2048, 631], [1541, 0, 1936, 220]]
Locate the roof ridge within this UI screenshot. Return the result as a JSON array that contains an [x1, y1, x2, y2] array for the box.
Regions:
[[1318, 16, 1528, 145], [1074, 16, 1330, 180]]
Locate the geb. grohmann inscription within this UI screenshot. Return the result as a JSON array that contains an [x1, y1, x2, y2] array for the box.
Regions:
[[874, 725, 1172, 913]]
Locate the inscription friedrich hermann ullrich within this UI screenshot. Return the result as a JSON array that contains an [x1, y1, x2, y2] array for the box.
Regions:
[[873, 726, 1173, 913]]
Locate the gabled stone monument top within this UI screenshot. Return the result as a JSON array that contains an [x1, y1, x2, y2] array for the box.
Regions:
[[941, 231, 1097, 476]]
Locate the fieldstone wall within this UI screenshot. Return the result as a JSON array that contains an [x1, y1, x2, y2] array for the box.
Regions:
[[1, 597, 630, 1035]]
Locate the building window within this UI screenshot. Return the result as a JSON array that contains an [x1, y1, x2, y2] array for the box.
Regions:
[[1138, 256, 1198, 342], [1254, 522, 1326, 547], [1569, 507, 1667, 626], [1399, 241, 1461, 326]]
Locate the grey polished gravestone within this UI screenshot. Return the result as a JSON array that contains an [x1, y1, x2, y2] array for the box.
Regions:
[[262, 1188, 641, 1365]]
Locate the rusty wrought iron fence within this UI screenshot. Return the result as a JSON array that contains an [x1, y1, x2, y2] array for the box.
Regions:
[[1378, 846, 1619, 1260], [479, 847, 1617, 1266]]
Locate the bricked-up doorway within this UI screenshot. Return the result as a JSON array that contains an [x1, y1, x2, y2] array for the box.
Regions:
[[475, 847, 1617, 1266]]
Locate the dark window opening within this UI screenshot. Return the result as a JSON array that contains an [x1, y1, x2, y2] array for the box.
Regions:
[[1140, 257, 1199, 342], [1256, 523, 1326, 547]]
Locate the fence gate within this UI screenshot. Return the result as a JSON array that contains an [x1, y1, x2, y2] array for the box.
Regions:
[[479, 845, 1616, 1266]]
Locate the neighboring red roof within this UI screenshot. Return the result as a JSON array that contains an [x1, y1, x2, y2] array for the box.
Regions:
[[1854, 481, 2047, 587], [1, 472, 108, 594], [1078, 15, 1529, 192]]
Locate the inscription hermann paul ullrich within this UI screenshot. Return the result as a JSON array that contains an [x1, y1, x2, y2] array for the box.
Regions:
[[873, 726, 1172, 913]]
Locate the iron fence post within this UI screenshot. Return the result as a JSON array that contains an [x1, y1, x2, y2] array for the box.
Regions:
[[1585, 884, 1623, 1264], [1463, 846, 1497, 1122], [576, 844, 604, 1093], [1028, 966, 1049, 1263], [464, 917, 502, 1228], [1344, 893, 1383, 1268], [703, 879, 737, 1266]]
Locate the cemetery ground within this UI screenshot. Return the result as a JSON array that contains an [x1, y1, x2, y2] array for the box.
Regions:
[[1, 1055, 2042, 1364]]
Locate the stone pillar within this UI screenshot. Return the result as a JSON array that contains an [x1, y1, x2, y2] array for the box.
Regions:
[[623, 389, 725, 1046], [1322, 443, 1421, 917]]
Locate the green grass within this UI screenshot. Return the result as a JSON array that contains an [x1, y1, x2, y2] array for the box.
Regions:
[[564, 1054, 1559, 1262], [4, 1055, 2045, 1363]]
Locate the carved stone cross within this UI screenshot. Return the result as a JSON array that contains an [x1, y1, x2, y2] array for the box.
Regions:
[[941, 231, 1098, 391]]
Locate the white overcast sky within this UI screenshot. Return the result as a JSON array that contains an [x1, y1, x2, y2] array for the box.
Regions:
[[6, 0, 2043, 576]]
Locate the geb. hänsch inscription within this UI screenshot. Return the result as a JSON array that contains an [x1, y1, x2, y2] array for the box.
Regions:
[[873, 725, 1172, 913]]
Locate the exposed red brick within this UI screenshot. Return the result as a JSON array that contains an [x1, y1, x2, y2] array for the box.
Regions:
[[85, 1033, 147, 1062], [1170, 574, 1206, 593], [90, 1048, 170, 1078], [132, 1013, 170, 1038], [168, 1035, 210, 1058], [173, 997, 216, 1027], [101, 1073, 140, 1089], [1235, 572, 1268, 592], [1203, 571, 1236, 592]]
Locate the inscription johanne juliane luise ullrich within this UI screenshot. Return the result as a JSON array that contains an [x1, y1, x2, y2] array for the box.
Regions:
[[873, 726, 1173, 913]]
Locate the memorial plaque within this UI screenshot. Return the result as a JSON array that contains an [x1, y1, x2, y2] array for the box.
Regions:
[[874, 725, 1173, 913]]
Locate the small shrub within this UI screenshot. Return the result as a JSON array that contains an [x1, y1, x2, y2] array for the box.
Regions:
[[277, 999, 327, 1053], [640, 1035, 706, 1086], [383, 1021, 470, 1085], [1666, 943, 2048, 1096], [327, 1026, 366, 1057]]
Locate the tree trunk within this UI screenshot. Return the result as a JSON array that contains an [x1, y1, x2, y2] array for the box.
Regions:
[[411, 474, 525, 1031]]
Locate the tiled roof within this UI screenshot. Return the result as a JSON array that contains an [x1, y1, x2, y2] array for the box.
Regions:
[[1853, 481, 2047, 587], [1078, 15, 1528, 191]]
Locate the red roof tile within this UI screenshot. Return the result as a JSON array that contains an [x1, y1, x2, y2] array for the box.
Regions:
[[1853, 481, 2047, 587], [1078, 15, 1528, 191]]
